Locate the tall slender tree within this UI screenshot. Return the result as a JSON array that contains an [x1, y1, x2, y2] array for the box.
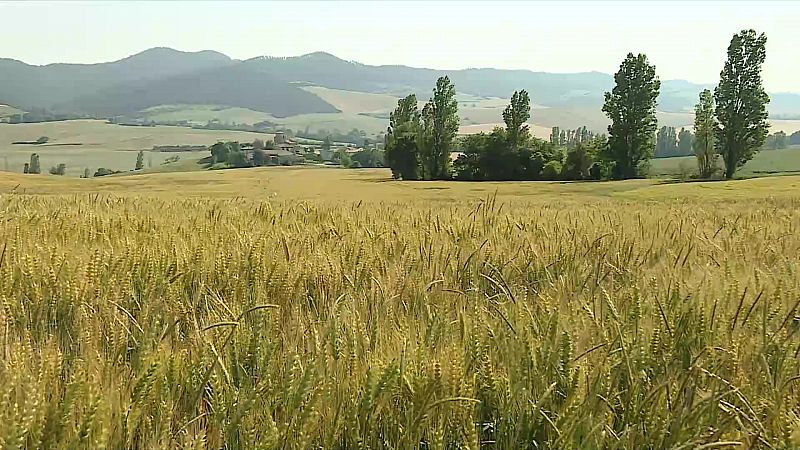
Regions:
[[714, 29, 770, 179], [29, 153, 41, 174], [385, 94, 421, 180], [419, 76, 459, 180], [503, 90, 531, 149], [602, 53, 660, 179], [694, 89, 717, 178], [677, 128, 694, 155], [135, 150, 145, 170]]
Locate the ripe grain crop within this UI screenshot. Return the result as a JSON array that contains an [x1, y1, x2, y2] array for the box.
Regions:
[[1, 190, 800, 449]]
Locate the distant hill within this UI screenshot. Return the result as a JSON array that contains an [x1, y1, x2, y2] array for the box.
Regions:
[[64, 64, 338, 118], [1, 47, 798, 119]]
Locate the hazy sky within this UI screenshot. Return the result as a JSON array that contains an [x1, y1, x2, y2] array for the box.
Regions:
[[2, 1, 798, 92]]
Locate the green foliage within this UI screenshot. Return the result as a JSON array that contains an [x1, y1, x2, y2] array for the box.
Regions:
[[764, 131, 788, 150], [715, 29, 770, 179], [453, 128, 565, 181], [677, 127, 693, 154], [655, 126, 678, 157], [350, 148, 383, 168], [550, 126, 596, 148], [453, 129, 515, 180], [253, 149, 268, 166], [385, 95, 421, 180], [602, 53, 661, 179], [82, 167, 91, 179], [226, 151, 249, 168], [542, 160, 562, 180], [28, 153, 41, 174], [322, 135, 332, 153], [334, 149, 353, 168], [252, 138, 265, 150], [135, 150, 144, 170], [790, 131, 800, 145], [48, 163, 66, 176], [209, 142, 230, 164], [419, 76, 459, 180], [694, 89, 718, 179], [563, 142, 595, 180], [93, 167, 122, 177], [502, 90, 530, 149]]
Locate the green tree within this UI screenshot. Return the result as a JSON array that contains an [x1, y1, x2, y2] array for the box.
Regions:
[[135, 150, 144, 170], [790, 131, 800, 145], [772, 131, 787, 149], [677, 128, 694, 155], [226, 142, 248, 168], [541, 160, 562, 180], [49, 163, 66, 175], [334, 149, 353, 168], [419, 76, 459, 180], [253, 149, 268, 166], [385, 94, 421, 180], [550, 126, 561, 145], [351, 148, 383, 168], [563, 142, 594, 180], [322, 135, 332, 153], [503, 90, 530, 149], [602, 53, 660, 179], [714, 29, 770, 179], [83, 167, 91, 178], [693, 89, 717, 179], [29, 153, 41, 174], [210, 142, 230, 164]]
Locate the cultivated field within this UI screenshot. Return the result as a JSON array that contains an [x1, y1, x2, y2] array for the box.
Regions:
[[651, 145, 800, 177], [2, 167, 800, 448], [0, 104, 22, 118], [139, 105, 274, 126], [0, 120, 272, 176]]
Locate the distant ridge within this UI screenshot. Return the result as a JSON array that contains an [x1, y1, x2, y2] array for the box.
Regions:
[[2, 47, 799, 118]]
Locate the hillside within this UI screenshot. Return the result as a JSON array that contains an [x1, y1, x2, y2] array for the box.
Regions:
[[3, 48, 799, 123]]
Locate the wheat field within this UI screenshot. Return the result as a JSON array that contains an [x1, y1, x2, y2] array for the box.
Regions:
[[1, 169, 800, 449]]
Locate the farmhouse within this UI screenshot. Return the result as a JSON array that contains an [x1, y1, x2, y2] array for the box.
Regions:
[[243, 148, 302, 166], [274, 131, 303, 155]]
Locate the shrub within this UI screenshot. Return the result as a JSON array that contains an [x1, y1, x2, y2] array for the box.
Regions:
[[542, 160, 562, 180], [49, 163, 66, 175]]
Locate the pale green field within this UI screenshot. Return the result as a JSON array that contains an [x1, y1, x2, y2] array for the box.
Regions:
[[0, 120, 271, 176], [0, 104, 23, 118], [269, 112, 388, 135], [650, 145, 800, 177], [301, 86, 401, 114], [140, 104, 273, 125]]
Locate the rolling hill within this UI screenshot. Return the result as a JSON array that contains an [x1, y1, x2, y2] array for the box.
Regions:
[[1, 47, 799, 127]]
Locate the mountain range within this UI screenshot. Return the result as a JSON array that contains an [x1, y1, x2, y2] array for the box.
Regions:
[[2, 47, 799, 120]]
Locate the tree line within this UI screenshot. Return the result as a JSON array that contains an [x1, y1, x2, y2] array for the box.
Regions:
[[384, 29, 771, 181]]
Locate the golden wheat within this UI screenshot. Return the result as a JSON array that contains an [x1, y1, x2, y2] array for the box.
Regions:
[[0, 190, 799, 449]]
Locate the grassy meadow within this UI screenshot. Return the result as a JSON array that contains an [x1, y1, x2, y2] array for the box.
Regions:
[[0, 104, 23, 118], [0, 120, 273, 176], [651, 145, 800, 177], [2, 167, 800, 448]]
